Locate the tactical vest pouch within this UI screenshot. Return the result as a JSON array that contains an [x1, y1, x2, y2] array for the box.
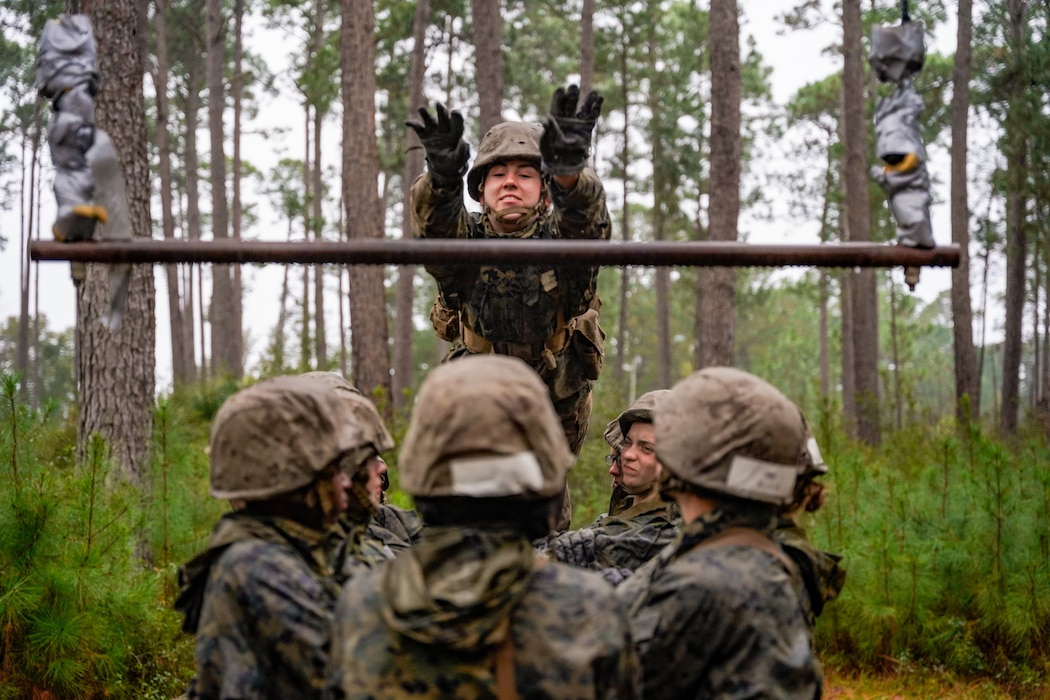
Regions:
[[430, 298, 460, 342], [570, 305, 605, 381], [468, 266, 559, 344]]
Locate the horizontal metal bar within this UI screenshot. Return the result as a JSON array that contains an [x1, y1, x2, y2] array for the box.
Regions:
[[29, 239, 961, 268]]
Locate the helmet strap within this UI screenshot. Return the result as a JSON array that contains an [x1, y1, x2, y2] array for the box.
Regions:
[[623, 481, 660, 502], [482, 182, 550, 235]]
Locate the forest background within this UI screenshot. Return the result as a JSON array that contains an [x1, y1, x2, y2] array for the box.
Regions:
[[2, 0, 1050, 697]]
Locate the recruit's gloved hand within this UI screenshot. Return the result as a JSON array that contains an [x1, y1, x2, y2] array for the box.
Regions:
[[541, 84, 603, 177], [405, 103, 470, 186]]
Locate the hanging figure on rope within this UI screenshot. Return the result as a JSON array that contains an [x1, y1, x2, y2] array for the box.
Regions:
[[869, 0, 935, 278], [37, 13, 133, 330], [406, 84, 611, 529]]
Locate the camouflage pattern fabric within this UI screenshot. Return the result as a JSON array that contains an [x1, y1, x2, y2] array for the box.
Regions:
[[617, 506, 822, 699], [538, 499, 679, 575], [410, 168, 611, 458], [774, 518, 847, 628], [326, 527, 639, 699], [176, 513, 339, 700], [326, 518, 398, 584], [606, 483, 630, 517], [368, 504, 424, 554]]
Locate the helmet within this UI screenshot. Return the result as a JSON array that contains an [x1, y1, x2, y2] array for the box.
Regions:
[[617, 390, 669, 443], [602, 417, 622, 450], [400, 355, 574, 499], [298, 371, 395, 460], [209, 375, 368, 501], [466, 121, 544, 202], [655, 367, 805, 505], [798, 413, 829, 478], [603, 390, 670, 449]]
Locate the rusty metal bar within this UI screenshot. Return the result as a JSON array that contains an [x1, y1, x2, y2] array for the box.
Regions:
[[29, 238, 960, 268]]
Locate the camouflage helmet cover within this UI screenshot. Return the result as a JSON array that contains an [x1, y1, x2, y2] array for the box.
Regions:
[[400, 355, 574, 499], [655, 367, 805, 505], [298, 371, 395, 464], [798, 412, 829, 478], [602, 417, 622, 450], [466, 121, 544, 202], [209, 375, 368, 501], [604, 389, 671, 449]]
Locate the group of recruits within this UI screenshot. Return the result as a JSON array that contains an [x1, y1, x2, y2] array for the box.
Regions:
[[173, 84, 847, 699]]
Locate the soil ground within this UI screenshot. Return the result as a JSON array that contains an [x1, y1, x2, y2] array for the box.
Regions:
[[823, 665, 1048, 699]]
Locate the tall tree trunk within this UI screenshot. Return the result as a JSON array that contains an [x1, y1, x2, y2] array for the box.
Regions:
[[154, 0, 190, 386], [579, 0, 596, 97], [818, 147, 834, 398], [313, 105, 327, 368], [231, 0, 245, 376], [301, 109, 313, 370], [338, 197, 349, 377], [889, 276, 903, 430], [272, 221, 294, 372], [301, 266, 312, 370], [310, 3, 327, 369], [1043, 209, 1050, 410], [951, 0, 979, 424], [842, 0, 879, 444], [614, 22, 631, 385], [394, 0, 431, 406], [183, 59, 203, 382], [645, 30, 672, 388], [471, 0, 504, 134], [76, 0, 156, 494], [206, 0, 239, 378], [17, 117, 39, 402], [1033, 248, 1041, 408], [1000, 0, 1029, 435], [342, 0, 392, 400], [32, 167, 42, 409], [698, 0, 740, 368]]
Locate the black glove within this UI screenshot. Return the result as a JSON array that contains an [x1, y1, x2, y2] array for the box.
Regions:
[[541, 84, 604, 177], [405, 103, 470, 185]]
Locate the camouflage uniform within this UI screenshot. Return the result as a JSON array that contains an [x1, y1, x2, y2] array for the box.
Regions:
[[175, 376, 381, 699], [775, 519, 847, 629], [618, 507, 820, 698], [537, 390, 678, 579], [177, 514, 340, 700], [326, 517, 397, 581], [537, 499, 679, 576], [327, 355, 638, 699], [409, 90, 610, 532], [297, 372, 408, 579], [618, 367, 822, 698], [775, 418, 846, 628], [368, 503, 424, 554], [412, 165, 610, 456], [328, 529, 637, 699]]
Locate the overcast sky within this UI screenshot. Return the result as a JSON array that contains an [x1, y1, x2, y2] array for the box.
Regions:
[[0, 2, 963, 391]]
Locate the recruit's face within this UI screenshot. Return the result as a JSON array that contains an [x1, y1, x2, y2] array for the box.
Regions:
[[321, 468, 353, 523], [607, 449, 623, 484], [620, 422, 661, 494], [482, 160, 543, 231], [365, 456, 388, 509]]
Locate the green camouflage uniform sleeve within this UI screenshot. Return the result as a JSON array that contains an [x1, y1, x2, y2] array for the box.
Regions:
[[620, 544, 820, 699], [192, 539, 336, 700], [549, 167, 611, 241], [539, 503, 678, 573], [409, 173, 476, 304]]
